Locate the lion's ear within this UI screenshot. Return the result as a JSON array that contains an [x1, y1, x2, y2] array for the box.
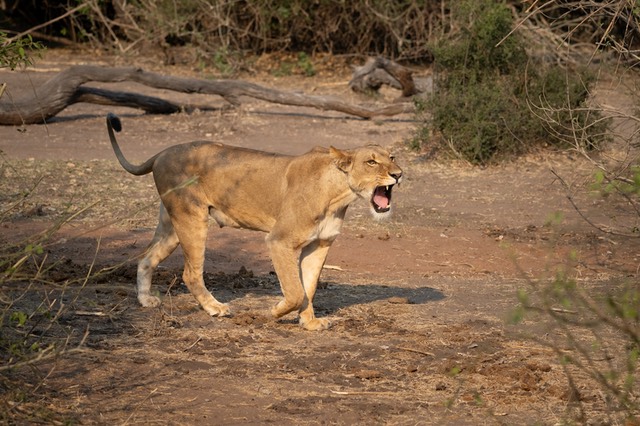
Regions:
[[330, 146, 353, 172]]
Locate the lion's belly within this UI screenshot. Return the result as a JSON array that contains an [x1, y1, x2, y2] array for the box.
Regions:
[[209, 207, 275, 232], [209, 208, 242, 228]]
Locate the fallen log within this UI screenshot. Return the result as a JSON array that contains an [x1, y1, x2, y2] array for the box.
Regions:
[[349, 57, 420, 98], [0, 65, 415, 125]]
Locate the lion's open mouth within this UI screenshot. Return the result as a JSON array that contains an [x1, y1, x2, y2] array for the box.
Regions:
[[371, 185, 394, 213]]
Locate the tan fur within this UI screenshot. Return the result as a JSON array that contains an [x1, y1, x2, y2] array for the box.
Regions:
[[106, 114, 403, 330]]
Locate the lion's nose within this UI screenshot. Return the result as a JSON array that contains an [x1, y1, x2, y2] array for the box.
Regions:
[[390, 171, 403, 183]]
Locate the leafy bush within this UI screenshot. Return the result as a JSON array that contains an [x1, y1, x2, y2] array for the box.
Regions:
[[63, 0, 443, 66], [513, 262, 640, 422], [414, 0, 609, 165], [431, 0, 527, 77], [0, 32, 44, 70]]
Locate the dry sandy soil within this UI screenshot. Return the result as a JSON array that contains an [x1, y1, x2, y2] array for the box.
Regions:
[[1, 51, 639, 424]]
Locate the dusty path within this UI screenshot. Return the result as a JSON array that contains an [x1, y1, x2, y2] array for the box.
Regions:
[[1, 52, 638, 424]]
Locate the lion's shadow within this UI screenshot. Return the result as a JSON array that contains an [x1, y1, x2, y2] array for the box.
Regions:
[[314, 281, 445, 314], [200, 270, 444, 314]]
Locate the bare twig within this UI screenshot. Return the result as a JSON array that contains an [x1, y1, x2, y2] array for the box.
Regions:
[[396, 346, 435, 357], [550, 169, 639, 238], [0, 328, 89, 373], [5, 3, 87, 44], [183, 336, 203, 352], [122, 388, 159, 426]]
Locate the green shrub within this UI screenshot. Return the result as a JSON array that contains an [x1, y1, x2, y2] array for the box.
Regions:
[[513, 266, 640, 422], [0, 32, 44, 70], [431, 0, 527, 78], [415, 0, 608, 165], [65, 0, 442, 64], [527, 66, 609, 151], [421, 76, 529, 163]]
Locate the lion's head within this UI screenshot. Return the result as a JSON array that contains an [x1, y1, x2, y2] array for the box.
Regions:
[[330, 145, 403, 218]]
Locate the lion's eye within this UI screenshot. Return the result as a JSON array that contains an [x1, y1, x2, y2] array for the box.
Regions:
[[390, 156, 395, 163], [366, 160, 377, 166]]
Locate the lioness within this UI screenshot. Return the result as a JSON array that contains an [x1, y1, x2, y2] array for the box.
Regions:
[[106, 113, 402, 330]]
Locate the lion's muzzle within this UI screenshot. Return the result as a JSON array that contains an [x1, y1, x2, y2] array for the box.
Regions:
[[372, 184, 393, 213], [371, 171, 402, 214]]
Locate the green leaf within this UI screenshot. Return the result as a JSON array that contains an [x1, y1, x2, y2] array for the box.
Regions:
[[509, 306, 525, 324], [517, 288, 529, 305], [545, 211, 564, 226], [10, 311, 28, 327], [594, 170, 605, 185]]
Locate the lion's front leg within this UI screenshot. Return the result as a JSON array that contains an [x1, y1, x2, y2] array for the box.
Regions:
[[298, 240, 332, 331], [267, 239, 306, 319], [267, 237, 332, 331]]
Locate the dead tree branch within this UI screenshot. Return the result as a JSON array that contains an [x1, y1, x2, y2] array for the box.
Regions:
[[0, 65, 415, 125], [349, 56, 420, 97]]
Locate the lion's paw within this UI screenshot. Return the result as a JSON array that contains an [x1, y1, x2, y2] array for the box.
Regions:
[[138, 294, 161, 308], [300, 317, 331, 331], [270, 304, 284, 319], [271, 300, 298, 319], [204, 302, 231, 317]]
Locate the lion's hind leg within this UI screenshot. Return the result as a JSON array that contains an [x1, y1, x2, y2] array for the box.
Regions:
[[171, 205, 230, 317], [137, 203, 179, 308]]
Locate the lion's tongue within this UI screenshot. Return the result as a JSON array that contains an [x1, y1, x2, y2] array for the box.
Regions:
[[373, 187, 389, 209]]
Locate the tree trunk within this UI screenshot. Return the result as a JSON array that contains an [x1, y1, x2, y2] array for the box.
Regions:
[[0, 65, 415, 125]]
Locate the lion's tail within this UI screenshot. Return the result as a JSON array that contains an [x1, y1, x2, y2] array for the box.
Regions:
[[106, 113, 157, 176]]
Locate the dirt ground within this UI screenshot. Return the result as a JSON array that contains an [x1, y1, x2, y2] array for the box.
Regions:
[[1, 51, 639, 424]]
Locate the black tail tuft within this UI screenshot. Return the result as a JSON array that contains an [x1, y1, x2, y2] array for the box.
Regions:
[[107, 113, 122, 132]]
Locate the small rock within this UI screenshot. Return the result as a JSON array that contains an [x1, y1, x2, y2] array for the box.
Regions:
[[378, 232, 390, 241], [354, 369, 383, 379]]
